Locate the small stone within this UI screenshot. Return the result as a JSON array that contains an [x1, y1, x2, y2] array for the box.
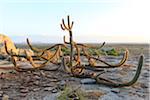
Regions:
[[87, 91, 104, 97], [20, 88, 29, 93], [40, 70, 46, 76], [59, 80, 66, 86], [68, 93, 79, 99], [44, 87, 54, 91], [58, 80, 66, 91], [34, 75, 41, 80], [2, 94, 9, 100], [80, 78, 96, 84], [32, 88, 40, 92], [42, 84, 53, 87], [20, 93, 27, 97], [33, 72, 40, 76], [111, 89, 120, 93], [33, 81, 40, 86], [140, 83, 149, 88], [51, 88, 58, 93], [100, 92, 122, 100], [142, 72, 149, 78], [19, 86, 26, 89], [0, 91, 3, 97], [49, 79, 59, 82], [2, 85, 10, 89], [24, 76, 31, 83]]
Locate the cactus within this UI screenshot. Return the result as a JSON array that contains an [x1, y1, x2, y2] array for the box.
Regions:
[[0, 15, 144, 87], [60, 15, 74, 67]]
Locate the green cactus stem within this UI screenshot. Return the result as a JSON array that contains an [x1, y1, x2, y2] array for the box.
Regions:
[[95, 55, 144, 87]]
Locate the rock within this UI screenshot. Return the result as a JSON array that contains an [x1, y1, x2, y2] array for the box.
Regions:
[[49, 79, 59, 82], [140, 83, 149, 89], [145, 58, 150, 63], [0, 91, 3, 97], [111, 88, 120, 94], [2, 85, 10, 89], [86, 90, 104, 97], [51, 88, 58, 93], [68, 77, 80, 82], [20, 88, 29, 93], [40, 70, 46, 76], [19, 86, 26, 89], [80, 78, 96, 84], [32, 88, 40, 92], [142, 72, 149, 78], [59, 80, 66, 85], [34, 75, 41, 80], [0, 54, 7, 60], [33, 72, 40, 76], [33, 81, 40, 86], [119, 93, 145, 100], [20, 93, 27, 97], [44, 87, 54, 91], [57, 80, 66, 91], [43, 93, 60, 100], [68, 93, 80, 100], [23, 75, 31, 83], [99, 92, 122, 100], [2, 94, 9, 100], [42, 83, 53, 87]]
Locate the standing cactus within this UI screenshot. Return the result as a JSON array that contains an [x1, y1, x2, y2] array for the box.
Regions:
[[60, 15, 74, 67]]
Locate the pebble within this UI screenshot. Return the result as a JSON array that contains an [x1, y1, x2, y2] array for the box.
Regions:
[[99, 92, 122, 100], [80, 78, 96, 84], [0, 91, 3, 97], [34, 75, 41, 80], [44, 87, 54, 91], [19, 86, 26, 89], [142, 72, 149, 78], [33, 72, 40, 76], [111, 88, 120, 94], [2, 85, 10, 89], [68, 93, 80, 100], [2, 94, 9, 100], [33, 81, 40, 86], [20, 88, 29, 93], [49, 79, 59, 82], [51, 88, 58, 93], [43, 93, 60, 100], [57, 80, 66, 90], [20, 93, 27, 97], [86, 90, 104, 97], [140, 83, 149, 89], [42, 83, 53, 87], [24, 76, 31, 83], [32, 88, 40, 92], [68, 77, 80, 82], [45, 74, 53, 78]]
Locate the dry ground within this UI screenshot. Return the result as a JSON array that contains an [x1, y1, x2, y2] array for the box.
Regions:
[[0, 43, 149, 100]]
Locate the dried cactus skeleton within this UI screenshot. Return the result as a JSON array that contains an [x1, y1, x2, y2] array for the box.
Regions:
[[0, 15, 144, 87]]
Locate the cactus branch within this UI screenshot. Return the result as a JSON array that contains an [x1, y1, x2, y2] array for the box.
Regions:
[[95, 55, 144, 87]]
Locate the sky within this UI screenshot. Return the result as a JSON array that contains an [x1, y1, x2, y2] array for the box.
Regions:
[[0, 0, 149, 43]]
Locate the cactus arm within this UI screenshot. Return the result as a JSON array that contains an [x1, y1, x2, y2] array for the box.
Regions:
[[26, 46, 61, 68], [77, 42, 105, 49], [26, 38, 43, 52], [95, 55, 144, 87], [4, 41, 37, 58], [90, 48, 128, 68]]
